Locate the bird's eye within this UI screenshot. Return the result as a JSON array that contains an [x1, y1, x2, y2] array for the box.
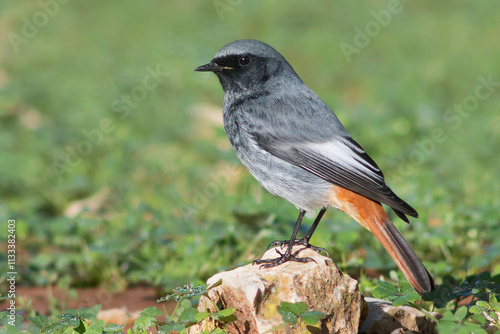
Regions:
[[239, 56, 250, 66]]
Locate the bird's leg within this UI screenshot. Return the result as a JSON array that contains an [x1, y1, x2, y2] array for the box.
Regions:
[[266, 207, 329, 256], [254, 209, 316, 268], [296, 207, 329, 255]]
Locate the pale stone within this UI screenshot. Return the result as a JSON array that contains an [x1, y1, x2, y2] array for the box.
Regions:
[[97, 308, 140, 328], [190, 245, 365, 333], [359, 297, 438, 334]]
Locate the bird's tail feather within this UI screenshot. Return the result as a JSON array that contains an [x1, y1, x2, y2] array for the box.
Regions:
[[365, 215, 435, 295], [328, 185, 435, 294]]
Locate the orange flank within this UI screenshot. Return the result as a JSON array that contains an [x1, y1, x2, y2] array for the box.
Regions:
[[328, 185, 435, 294]]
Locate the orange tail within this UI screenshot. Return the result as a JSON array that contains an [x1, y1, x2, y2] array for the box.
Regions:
[[329, 186, 435, 295]]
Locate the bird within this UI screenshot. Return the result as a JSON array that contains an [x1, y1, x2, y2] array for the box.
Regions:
[[194, 39, 435, 294]]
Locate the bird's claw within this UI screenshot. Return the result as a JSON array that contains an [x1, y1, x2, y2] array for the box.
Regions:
[[253, 247, 317, 268], [266, 238, 329, 257]]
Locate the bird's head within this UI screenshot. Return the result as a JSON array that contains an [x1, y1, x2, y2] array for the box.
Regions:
[[195, 39, 300, 94]]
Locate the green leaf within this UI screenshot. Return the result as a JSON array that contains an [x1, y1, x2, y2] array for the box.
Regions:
[[85, 320, 119, 334], [207, 279, 223, 290], [476, 300, 489, 308], [278, 301, 295, 313], [217, 308, 236, 317], [211, 328, 228, 334], [140, 307, 163, 317], [277, 304, 298, 325], [490, 294, 499, 311], [159, 323, 186, 332], [300, 311, 325, 325], [478, 271, 491, 281], [398, 280, 413, 292], [293, 302, 309, 315], [180, 298, 192, 310], [392, 289, 420, 307], [194, 311, 211, 322], [78, 304, 102, 320], [103, 324, 124, 333], [488, 310, 498, 321], [372, 280, 399, 299], [65, 316, 81, 328], [87, 322, 106, 334], [277, 301, 308, 316], [422, 275, 460, 308], [178, 307, 199, 325], [460, 322, 488, 334], [280, 311, 298, 325], [44, 322, 72, 333], [468, 305, 483, 314], [213, 309, 237, 323], [175, 299, 193, 317], [135, 317, 156, 329], [72, 317, 87, 334], [471, 314, 487, 326], [372, 280, 420, 306], [28, 315, 48, 329], [454, 306, 468, 321], [440, 310, 458, 322], [173, 299, 193, 321]]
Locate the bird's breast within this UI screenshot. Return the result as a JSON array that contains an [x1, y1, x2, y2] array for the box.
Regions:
[[222, 106, 332, 212]]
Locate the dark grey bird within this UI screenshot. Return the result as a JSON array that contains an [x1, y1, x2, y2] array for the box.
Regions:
[[194, 39, 435, 294]]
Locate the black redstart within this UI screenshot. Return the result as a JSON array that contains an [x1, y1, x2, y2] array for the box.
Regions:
[[195, 39, 435, 294]]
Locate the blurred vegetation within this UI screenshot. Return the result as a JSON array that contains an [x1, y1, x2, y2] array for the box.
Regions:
[[0, 0, 499, 311]]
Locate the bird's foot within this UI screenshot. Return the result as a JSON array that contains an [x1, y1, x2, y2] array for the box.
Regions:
[[266, 238, 330, 257], [253, 246, 315, 268]]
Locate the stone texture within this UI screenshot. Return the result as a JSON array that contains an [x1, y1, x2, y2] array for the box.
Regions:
[[359, 297, 438, 334], [189, 246, 366, 334]]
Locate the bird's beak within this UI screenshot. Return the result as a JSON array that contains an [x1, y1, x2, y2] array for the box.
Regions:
[[194, 62, 233, 72]]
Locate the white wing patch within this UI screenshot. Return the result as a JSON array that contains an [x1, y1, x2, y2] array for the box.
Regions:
[[303, 139, 383, 181]]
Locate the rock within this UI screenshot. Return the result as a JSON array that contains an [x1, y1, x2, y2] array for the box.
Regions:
[[64, 187, 112, 218], [97, 308, 141, 328], [359, 297, 438, 334], [388, 329, 421, 334], [486, 324, 500, 334], [484, 310, 500, 333], [189, 245, 366, 334]]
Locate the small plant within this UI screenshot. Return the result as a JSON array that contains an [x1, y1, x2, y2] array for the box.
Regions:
[[374, 271, 500, 333], [469, 293, 500, 329], [0, 281, 235, 334], [437, 306, 488, 334], [1, 281, 325, 334], [372, 278, 421, 307], [155, 279, 237, 333], [26, 304, 115, 334], [271, 301, 325, 332]]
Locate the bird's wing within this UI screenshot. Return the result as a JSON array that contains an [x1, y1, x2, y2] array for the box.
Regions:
[[247, 96, 418, 221]]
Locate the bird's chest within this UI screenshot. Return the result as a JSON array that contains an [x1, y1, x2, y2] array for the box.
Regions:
[[223, 110, 261, 165], [222, 106, 331, 211]]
